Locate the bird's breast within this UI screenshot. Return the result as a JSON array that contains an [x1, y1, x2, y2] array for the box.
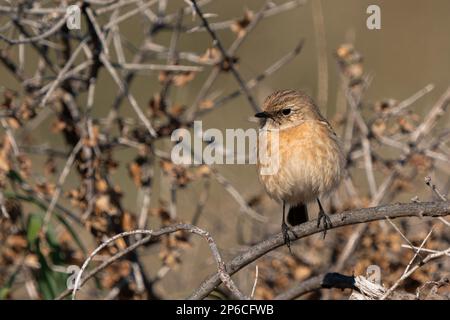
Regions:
[[258, 122, 344, 204]]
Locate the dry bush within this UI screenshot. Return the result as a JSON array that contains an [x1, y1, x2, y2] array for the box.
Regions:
[[0, 0, 449, 300]]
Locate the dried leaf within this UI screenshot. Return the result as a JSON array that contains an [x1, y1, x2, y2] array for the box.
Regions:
[[294, 265, 312, 281], [199, 99, 214, 110], [230, 9, 254, 38], [128, 162, 142, 187], [95, 195, 111, 212], [173, 71, 196, 87], [199, 48, 221, 64], [121, 211, 136, 232]]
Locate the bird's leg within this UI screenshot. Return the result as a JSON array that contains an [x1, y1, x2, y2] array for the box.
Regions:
[[317, 198, 332, 239], [282, 201, 293, 254]]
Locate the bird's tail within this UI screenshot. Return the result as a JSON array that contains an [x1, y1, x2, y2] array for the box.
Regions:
[[287, 203, 308, 226]]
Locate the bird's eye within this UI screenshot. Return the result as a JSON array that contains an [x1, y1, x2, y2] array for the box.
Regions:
[[281, 108, 291, 116]]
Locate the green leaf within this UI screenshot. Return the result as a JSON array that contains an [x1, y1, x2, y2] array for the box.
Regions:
[[9, 198, 85, 299], [27, 214, 43, 251], [7, 194, 87, 254], [0, 288, 10, 300], [34, 239, 69, 300], [6, 170, 24, 184]]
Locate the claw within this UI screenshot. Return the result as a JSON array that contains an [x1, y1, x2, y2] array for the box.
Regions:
[[317, 210, 332, 239], [281, 222, 293, 255], [317, 199, 332, 239], [281, 201, 294, 255]]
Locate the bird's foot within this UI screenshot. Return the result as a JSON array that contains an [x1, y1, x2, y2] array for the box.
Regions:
[[281, 222, 294, 255], [317, 210, 332, 239]]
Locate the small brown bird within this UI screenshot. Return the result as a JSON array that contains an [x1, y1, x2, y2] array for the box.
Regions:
[[256, 90, 345, 252]]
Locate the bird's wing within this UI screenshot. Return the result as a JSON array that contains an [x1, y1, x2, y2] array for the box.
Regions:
[[318, 119, 338, 137]]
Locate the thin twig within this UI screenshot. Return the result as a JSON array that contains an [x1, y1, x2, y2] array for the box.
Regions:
[[250, 265, 259, 299], [190, 0, 261, 113], [70, 224, 248, 300], [380, 247, 450, 300], [42, 140, 83, 234]]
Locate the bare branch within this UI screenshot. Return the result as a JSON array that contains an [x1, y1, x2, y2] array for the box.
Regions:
[[66, 224, 247, 300], [188, 201, 450, 299]]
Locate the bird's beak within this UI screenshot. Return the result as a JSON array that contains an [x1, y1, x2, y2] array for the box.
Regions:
[[254, 111, 271, 119]]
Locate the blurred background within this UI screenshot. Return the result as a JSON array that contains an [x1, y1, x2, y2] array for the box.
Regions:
[[0, 0, 449, 300]]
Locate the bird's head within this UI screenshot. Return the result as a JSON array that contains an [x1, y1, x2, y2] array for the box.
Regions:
[[255, 90, 324, 128]]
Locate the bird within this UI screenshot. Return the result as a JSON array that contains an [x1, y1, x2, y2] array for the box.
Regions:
[[255, 89, 345, 253]]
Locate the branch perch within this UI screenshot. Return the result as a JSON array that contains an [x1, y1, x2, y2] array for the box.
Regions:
[[188, 201, 450, 299]]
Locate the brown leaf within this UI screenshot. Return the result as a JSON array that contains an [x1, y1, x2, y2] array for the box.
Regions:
[[7, 117, 20, 129], [255, 286, 274, 300], [151, 207, 171, 223], [121, 211, 136, 232], [0, 136, 12, 172], [159, 248, 181, 268], [336, 44, 354, 59], [1, 89, 17, 108], [230, 9, 254, 38], [168, 104, 186, 118], [195, 165, 211, 178], [409, 154, 432, 172], [95, 195, 111, 212], [24, 254, 40, 269], [294, 265, 312, 281], [87, 216, 108, 234], [199, 48, 221, 64], [4, 198, 22, 222], [398, 117, 416, 133], [51, 120, 66, 133], [160, 160, 174, 174], [148, 94, 164, 117], [374, 99, 397, 113], [173, 71, 196, 87], [199, 99, 214, 110], [95, 179, 108, 193], [128, 162, 142, 187], [158, 71, 169, 83], [35, 181, 56, 196], [371, 118, 387, 136], [6, 234, 28, 249], [44, 157, 57, 176], [219, 56, 239, 72], [17, 154, 32, 177]]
